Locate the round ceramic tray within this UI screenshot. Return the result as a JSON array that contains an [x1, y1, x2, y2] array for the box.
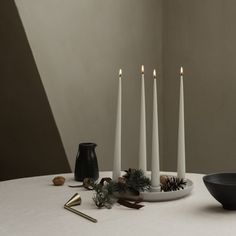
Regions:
[[114, 179, 193, 202], [140, 179, 193, 202]]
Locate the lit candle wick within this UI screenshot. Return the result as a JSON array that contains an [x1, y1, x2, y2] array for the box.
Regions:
[[180, 66, 183, 76], [153, 69, 156, 79], [141, 65, 144, 74], [119, 69, 122, 77]]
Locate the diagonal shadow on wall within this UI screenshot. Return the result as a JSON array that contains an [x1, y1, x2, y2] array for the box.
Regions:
[[0, 0, 71, 180]]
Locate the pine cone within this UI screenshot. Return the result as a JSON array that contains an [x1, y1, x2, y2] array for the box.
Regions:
[[161, 176, 186, 192]]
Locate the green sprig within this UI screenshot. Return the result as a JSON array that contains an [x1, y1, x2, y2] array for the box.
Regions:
[[92, 169, 151, 209]]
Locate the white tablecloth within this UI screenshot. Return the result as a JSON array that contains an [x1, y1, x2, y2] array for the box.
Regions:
[[0, 172, 235, 236]]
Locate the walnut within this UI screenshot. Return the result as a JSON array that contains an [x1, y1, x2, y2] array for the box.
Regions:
[[52, 176, 65, 186]]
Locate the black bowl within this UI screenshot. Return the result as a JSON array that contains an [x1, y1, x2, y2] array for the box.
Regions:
[[203, 173, 236, 210]]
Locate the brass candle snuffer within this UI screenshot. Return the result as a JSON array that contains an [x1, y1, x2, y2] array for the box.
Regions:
[[64, 193, 97, 223]]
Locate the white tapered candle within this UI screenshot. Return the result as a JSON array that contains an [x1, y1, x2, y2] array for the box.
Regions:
[[139, 65, 147, 172], [177, 66, 186, 179], [151, 69, 160, 190], [112, 69, 122, 180]]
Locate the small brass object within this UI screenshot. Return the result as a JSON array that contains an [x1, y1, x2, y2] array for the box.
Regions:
[[65, 193, 82, 207], [64, 205, 97, 223], [64, 193, 97, 223]]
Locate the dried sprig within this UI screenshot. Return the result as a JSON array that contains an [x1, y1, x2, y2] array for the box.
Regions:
[[92, 180, 115, 209]]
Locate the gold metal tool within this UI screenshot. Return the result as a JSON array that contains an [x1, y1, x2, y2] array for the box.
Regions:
[[64, 193, 97, 223]]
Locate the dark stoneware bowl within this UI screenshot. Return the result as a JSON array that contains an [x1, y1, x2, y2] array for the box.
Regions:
[[203, 173, 236, 210]]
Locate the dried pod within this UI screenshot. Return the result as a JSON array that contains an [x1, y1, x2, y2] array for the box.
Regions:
[[83, 178, 94, 190], [52, 176, 65, 186], [160, 175, 168, 185]]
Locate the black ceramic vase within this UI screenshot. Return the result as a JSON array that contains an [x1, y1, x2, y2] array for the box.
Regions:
[[74, 143, 99, 181]]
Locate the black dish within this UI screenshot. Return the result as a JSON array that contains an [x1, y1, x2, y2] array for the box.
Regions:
[[203, 173, 236, 210]]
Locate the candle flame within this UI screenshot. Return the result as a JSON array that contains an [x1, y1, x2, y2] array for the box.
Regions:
[[119, 69, 122, 77], [180, 66, 183, 75], [141, 65, 144, 74], [153, 69, 156, 78]]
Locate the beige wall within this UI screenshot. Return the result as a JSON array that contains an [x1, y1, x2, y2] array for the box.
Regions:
[[15, 0, 163, 171], [163, 0, 236, 173], [16, 0, 235, 174]]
